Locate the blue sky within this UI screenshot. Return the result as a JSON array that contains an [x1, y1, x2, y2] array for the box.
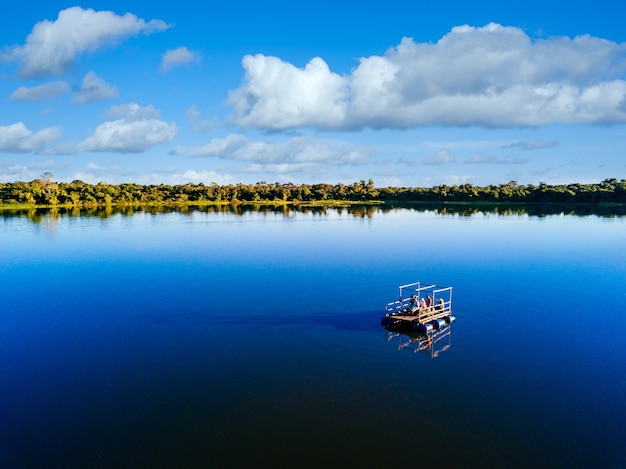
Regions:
[[1, 1, 625, 187]]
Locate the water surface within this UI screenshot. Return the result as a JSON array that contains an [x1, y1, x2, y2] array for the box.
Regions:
[[1, 206, 625, 468]]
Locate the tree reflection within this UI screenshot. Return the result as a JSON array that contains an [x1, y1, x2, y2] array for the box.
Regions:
[[2, 201, 625, 223]]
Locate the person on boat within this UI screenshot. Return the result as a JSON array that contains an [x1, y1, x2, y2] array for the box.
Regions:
[[410, 295, 417, 308], [419, 297, 426, 308], [437, 298, 445, 310], [426, 296, 432, 308]]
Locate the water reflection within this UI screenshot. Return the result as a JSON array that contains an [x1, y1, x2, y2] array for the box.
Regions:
[[385, 324, 452, 358], [2, 201, 624, 469], [2, 201, 624, 223]]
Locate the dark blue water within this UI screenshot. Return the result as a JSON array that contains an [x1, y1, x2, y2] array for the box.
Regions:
[[1, 207, 625, 468]]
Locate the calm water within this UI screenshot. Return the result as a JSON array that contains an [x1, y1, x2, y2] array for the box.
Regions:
[[1, 206, 625, 468]]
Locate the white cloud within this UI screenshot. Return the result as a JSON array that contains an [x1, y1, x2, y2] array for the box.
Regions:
[[3, 6, 170, 78], [165, 170, 236, 185], [103, 102, 162, 120], [228, 55, 349, 130], [501, 140, 558, 150], [9, 81, 70, 101], [185, 105, 217, 132], [0, 160, 59, 182], [423, 150, 455, 165], [0, 122, 62, 153], [71, 164, 237, 185], [78, 103, 178, 153], [465, 154, 529, 164], [425, 174, 479, 186], [70, 162, 134, 183], [181, 133, 248, 158], [228, 23, 626, 130], [0, 163, 31, 181], [237, 162, 322, 175], [72, 71, 118, 104], [159, 47, 201, 73], [176, 134, 374, 168], [397, 155, 418, 166]]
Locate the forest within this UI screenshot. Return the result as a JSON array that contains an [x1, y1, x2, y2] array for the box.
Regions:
[[1, 174, 625, 207]]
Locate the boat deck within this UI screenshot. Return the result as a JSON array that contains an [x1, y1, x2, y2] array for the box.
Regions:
[[385, 308, 451, 325]]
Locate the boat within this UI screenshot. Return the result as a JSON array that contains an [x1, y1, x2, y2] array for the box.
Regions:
[[380, 281, 455, 332]]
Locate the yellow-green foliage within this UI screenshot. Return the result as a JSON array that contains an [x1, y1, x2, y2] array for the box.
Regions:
[[1, 178, 625, 207]]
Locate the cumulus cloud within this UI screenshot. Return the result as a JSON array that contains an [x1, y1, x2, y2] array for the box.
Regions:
[[228, 55, 349, 130], [78, 103, 178, 153], [159, 47, 201, 73], [465, 154, 529, 164], [501, 140, 558, 150], [423, 150, 455, 165], [228, 23, 626, 130], [9, 81, 70, 101], [72, 71, 118, 104], [174, 133, 375, 175], [0, 122, 63, 153], [3, 6, 170, 78]]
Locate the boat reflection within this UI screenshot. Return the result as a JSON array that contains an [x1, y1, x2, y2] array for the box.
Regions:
[[385, 323, 452, 358]]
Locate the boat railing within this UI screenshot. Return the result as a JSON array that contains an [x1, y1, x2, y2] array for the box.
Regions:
[[385, 298, 452, 316], [417, 302, 452, 323], [385, 283, 453, 318], [384, 298, 410, 314]]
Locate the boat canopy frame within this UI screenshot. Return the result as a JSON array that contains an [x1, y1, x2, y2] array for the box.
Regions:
[[385, 281, 453, 316]]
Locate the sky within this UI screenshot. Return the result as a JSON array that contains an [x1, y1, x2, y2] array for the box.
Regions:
[[1, 1, 625, 187]]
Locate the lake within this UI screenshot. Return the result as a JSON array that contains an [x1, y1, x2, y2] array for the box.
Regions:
[[1, 205, 625, 468]]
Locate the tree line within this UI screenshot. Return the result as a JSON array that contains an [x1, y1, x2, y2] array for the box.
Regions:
[[1, 175, 625, 207]]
